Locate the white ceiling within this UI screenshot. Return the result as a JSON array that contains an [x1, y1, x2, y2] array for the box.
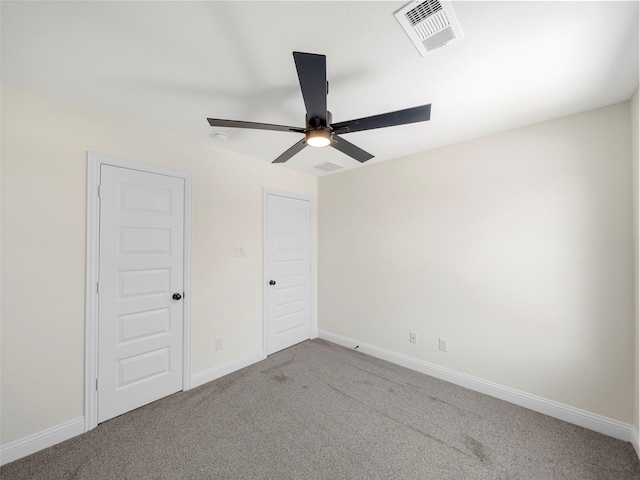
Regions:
[[1, 1, 638, 177]]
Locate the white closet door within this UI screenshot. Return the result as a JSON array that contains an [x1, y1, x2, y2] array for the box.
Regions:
[[98, 165, 184, 423], [265, 193, 311, 355]]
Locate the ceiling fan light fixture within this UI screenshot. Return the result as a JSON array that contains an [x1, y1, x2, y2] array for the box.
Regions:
[[306, 128, 331, 148]]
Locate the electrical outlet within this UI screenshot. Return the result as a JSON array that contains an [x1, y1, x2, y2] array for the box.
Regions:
[[439, 338, 448, 352], [410, 331, 417, 344], [215, 337, 224, 350]]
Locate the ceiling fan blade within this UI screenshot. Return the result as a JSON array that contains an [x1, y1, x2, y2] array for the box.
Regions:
[[207, 118, 305, 133], [272, 138, 307, 163], [293, 52, 327, 125], [331, 135, 374, 163], [331, 104, 431, 134]]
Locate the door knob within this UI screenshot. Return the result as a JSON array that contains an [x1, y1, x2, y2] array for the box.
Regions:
[[269, 280, 276, 286], [172, 293, 182, 300]]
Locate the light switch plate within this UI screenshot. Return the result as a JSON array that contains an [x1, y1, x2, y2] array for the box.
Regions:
[[233, 245, 247, 256]]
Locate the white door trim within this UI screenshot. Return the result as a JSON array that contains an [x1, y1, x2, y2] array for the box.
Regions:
[[262, 188, 315, 355], [84, 152, 192, 432]]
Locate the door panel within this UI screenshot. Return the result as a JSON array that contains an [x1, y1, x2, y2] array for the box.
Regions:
[[118, 308, 171, 343], [266, 194, 311, 355], [119, 227, 172, 255], [98, 165, 184, 423]]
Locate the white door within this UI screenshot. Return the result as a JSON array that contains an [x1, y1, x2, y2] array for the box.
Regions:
[[265, 193, 311, 355], [98, 165, 184, 423]]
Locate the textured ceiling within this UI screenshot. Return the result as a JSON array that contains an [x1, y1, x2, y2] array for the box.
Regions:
[[1, 1, 638, 176]]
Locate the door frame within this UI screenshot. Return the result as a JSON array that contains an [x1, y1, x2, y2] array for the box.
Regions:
[[262, 188, 316, 355], [84, 152, 192, 432]]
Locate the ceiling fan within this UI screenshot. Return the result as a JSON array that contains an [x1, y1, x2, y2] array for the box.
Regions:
[[207, 52, 431, 164]]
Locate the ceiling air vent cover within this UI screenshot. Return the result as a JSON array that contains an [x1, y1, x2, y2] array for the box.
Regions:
[[314, 161, 346, 173], [395, 0, 464, 56]]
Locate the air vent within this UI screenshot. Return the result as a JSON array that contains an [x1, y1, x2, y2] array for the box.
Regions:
[[395, 0, 464, 56], [314, 161, 346, 173]]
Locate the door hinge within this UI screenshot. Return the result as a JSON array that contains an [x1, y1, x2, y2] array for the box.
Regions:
[[97, 282, 99, 294], [95, 378, 99, 391], [97, 185, 101, 198]]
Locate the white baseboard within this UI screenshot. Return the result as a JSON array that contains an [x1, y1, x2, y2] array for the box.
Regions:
[[0, 416, 85, 466], [1, 351, 266, 466], [318, 330, 635, 444], [191, 350, 266, 389], [631, 426, 640, 460]]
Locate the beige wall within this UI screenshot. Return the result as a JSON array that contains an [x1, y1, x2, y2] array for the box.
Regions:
[[1, 85, 637, 448], [632, 86, 639, 434], [319, 102, 634, 423], [0, 87, 318, 444]]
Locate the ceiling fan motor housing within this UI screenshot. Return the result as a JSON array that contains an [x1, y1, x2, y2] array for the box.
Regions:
[[306, 111, 332, 128]]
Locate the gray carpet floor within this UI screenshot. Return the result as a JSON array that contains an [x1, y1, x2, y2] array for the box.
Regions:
[[2, 339, 639, 479]]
